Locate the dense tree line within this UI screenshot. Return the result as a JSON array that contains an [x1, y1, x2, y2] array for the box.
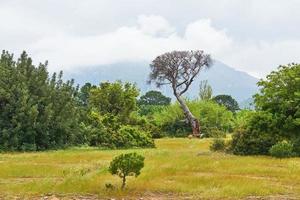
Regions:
[[1, 50, 298, 156], [0, 51, 81, 150], [0, 51, 154, 151]]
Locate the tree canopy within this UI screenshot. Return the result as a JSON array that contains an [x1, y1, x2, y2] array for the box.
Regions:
[[89, 81, 139, 122], [254, 63, 300, 137], [109, 152, 145, 189], [0, 51, 81, 151], [213, 94, 240, 113], [138, 90, 171, 106]]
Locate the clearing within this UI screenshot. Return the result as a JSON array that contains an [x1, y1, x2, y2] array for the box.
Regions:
[[0, 138, 299, 199]]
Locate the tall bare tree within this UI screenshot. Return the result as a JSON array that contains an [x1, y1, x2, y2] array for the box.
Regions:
[[148, 50, 212, 136]]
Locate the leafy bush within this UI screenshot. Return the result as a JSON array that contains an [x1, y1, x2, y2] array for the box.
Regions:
[[254, 64, 300, 138], [116, 125, 155, 148], [109, 152, 145, 189], [152, 100, 234, 137], [269, 141, 294, 158], [210, 138, 226, 152], [82, 112, 154, 149], [292, 137, 300, 156], [209, 128, 226, 138], [231, 64, 300, 156], [231, 111, 280, 155]]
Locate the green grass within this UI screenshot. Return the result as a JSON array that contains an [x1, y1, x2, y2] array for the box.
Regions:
[[0, 138, 299, 199]]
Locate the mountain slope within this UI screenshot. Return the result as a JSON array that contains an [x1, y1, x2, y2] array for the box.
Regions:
[[65, 61, 258, 102]]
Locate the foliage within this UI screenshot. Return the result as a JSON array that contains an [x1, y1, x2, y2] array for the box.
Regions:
[[137, 91, 170, 117], [89, 81, 139, 123], [231, 64, 300, 156], [152, 100, 234, 137], [116, 126, 154, 148], [81, 111, 154, 149], [233, 110, 255, 130], [77, 82, 96, 107], [292, 137, 300, 156], [138, 105, 165, 116], [231, 111, 280, 155], [254, 64, 300, 138], [109, 152, 145, 189], [138, 90, 171, 106], [269, 140, 294, 158], [213, 94, 239, 113], [188, 100, 234, 137], [0, 51, 81, 151], [210, 138, 226, 152], [199, 80, 213, 101]]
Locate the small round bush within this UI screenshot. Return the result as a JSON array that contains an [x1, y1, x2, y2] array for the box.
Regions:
[[210, 138, 226, 152], [109, 152, 145, 189], [269, 140, 294, 158]]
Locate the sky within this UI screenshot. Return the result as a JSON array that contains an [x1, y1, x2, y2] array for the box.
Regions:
[[0, 0, 300, 78]]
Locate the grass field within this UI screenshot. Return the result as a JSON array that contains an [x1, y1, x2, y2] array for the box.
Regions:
[[0, 138, 299, 199]]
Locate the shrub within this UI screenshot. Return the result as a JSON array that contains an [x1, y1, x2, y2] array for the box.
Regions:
[[269, 141, 294, 158], [116, 125, 155, 148], [152, 100, 234, 137], [230, 111, 280, 155], [292, 137, 300, 156], [209, 128, 226, 138], [210, 138, 226, 152], [83, 112, 154, 149], [109, 152, 145, 189]]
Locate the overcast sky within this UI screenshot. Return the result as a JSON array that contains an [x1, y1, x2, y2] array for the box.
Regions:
[[1, 0, 300, 78]]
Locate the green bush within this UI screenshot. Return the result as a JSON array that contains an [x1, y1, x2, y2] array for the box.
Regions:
[[269, 141, 294, 158], [116, 125, 155, 148], [209, 128, 226, 138], [231, 111, 280, 155], [292, 137, 300, 156], [210, 138, 226, 152], [82, 112, 154, 149], [152, 100, 234, 137], [109, 152, 145, 189]]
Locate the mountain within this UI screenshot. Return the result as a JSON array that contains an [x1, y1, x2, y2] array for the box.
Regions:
[[65, 61, 259, 102]]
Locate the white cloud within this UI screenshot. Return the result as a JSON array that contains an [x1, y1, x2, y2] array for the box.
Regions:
[[1, 0, 300, 78], [29, 15, 300, 78], [30, 17, 234, 73], [137, 15, 175, 37]]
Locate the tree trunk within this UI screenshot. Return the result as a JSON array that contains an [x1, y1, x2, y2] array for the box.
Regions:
[[121, 175, 126, 190], [175, 94, 201, 137]]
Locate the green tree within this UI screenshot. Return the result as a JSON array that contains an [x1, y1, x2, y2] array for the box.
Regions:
[[0, 50, 81, 151], [213, 94, 239, 113], [231, 64, 300, 156], [254, 64, 300, 138], [109, 152, 145, 189], [138, 90, 171, 106], [199, 80, 213, 101], [77, 82, 96, 107], [89, 81, 139, 122]]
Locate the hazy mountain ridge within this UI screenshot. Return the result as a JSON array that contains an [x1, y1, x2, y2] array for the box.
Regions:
[[65, 61, 259, 103]]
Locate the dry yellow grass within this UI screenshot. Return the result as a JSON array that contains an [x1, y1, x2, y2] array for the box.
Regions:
[[0, 138, 299, 199]]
